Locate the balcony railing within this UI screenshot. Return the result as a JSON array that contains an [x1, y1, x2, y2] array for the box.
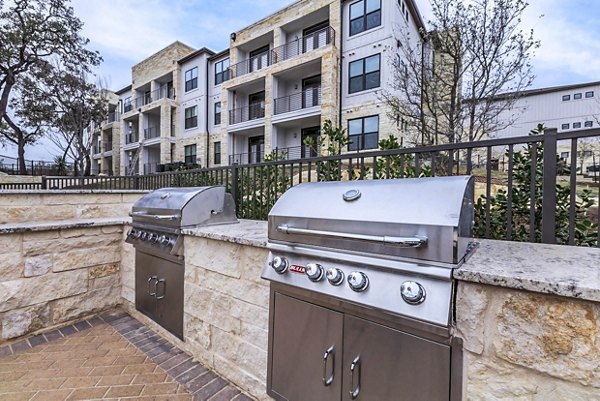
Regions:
[[125, 132, 138, 144], [124, 104, 133, 113], [272, 26, 335, 64], [228, 145, 319, 165], [229, 150, 265, 165], [228, 50, 271, 79], [134, 87, 175, 108], [93, 145, 101, 155], [144, 127, 160, 140], [144, 162, 159, 175], [274, 86, 321, 115], [106, 111, 120, 124], [228, 103, 266, 125], [104, 142, 113, 152]]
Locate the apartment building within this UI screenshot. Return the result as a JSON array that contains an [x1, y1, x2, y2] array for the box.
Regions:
[[90, 0, 425, 175], [90, 91, 120, 175]]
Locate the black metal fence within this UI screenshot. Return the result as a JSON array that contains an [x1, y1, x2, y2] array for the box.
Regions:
[[1, 128, 598, 246], [0, 154, 74, 176]]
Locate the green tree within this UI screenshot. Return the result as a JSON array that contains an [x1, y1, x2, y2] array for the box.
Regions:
[[474, 125, 598, 246], [303, 120, 350, 181], [375, 135, 432, 179]]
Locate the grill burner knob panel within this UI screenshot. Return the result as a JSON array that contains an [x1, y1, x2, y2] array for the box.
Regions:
[[159, 235, 169, 246], [347, 272, 369, 292], [271, 256, 289, 274], [305, 263, 324, 282], [400, 281, 426, 305], [326, 268, 344, 285]]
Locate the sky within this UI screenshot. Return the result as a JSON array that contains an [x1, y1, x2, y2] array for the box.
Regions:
[[2, 0, 600, 161]]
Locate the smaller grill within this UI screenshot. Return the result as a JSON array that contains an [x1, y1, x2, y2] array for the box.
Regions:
[[126, 186, 237, 339]]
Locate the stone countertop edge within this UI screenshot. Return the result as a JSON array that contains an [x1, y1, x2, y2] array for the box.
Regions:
[[182, 219, 268, 248], [0, 218, 130, 234], [454, 239, 600, 302]]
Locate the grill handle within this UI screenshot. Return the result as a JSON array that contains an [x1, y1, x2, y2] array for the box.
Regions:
[[350, 356, 361, 399], [129, 211, 181, 221], [276, 225, 428, 248], [323, 346, 335, 386]]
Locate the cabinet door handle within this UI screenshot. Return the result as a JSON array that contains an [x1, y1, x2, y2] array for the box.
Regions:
[[350, 356, 361, 399], [147, 276, 158, 296], [322, 346, 335, 386], [155, 278, 166, 300]]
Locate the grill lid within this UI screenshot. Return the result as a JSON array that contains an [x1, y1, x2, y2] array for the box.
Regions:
[[131, 186, 238, 231], [268, 176, 474, 265]]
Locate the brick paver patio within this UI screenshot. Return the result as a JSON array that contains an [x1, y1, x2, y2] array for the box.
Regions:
[[0, 310, 252, 401]]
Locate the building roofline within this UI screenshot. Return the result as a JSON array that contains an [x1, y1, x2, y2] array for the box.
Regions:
[[404, 0, 426, 37], [208, 48, 230, 61], [493, 80, 600, 101], [115, 84, 132, 95], [178, 47, 216, 64], [131, 40, 196, 70]]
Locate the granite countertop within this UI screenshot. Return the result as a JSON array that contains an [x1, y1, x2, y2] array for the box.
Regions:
[[455, 239, 600, 302], [0, 218, 130, 234], [182, 219, 268, 248]]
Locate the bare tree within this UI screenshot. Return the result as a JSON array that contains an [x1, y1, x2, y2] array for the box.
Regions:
[[383, 0, 539, 146], [0, 0, 100, 172]]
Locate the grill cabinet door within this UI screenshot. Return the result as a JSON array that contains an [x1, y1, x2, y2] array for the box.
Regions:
[[270, 293, 343, 401], [342, 315, 451, 401], [154, 258, 184, 340], [135, 250, 159, 320]]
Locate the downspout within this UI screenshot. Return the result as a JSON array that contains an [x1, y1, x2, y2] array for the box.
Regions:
[[338, 0, 344, 129], [206, 56, 210, 168]]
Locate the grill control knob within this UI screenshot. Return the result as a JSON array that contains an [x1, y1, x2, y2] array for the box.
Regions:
[[126, 229, 133, 237], [347, 272, 369, 292], [133, 230, 142, 239], [159, 235, 169, 246], [148, 233, 158, 243], [140, 231, 148, 241], [305, 263, 324, 282], [400, 281, 426, 305], [271, 256, 288, 274], [326, 268, 344, 286]]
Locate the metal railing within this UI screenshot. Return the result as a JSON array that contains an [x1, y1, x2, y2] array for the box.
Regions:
[[3, 128, 598, 248], [134, 87, 175, 108], [229, 150, 266, 165], [228, 103, 266, 125], [124, 104, 133, 113], [228, 50, 271, 79], [143, 127, 160, 140], [144, 162, 159, 175], [106, 111, 120, 124], [93, 145, 101, 155], [125, 132, 139, 144], [104, 142, 113, 152], [274, 86, 321, 115], [272, 26, 335, 64], [0, 154, 73, 176]]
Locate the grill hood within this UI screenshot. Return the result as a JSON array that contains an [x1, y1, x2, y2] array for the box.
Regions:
[[131, 186, 238, 232], [268, 176, 474, 265]]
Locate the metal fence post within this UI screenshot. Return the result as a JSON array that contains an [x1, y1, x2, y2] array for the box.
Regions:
[[41, 176, 47, 190], [230, 163, 239, 213], [542, 128, 558, 244]]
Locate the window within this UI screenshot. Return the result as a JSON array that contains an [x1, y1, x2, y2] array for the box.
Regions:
[[348, 115, 379, 151], [585, 91, 594, 98], [573, 122, 582, 129], [349, 0, 381, 36], [214, 102, 221, 125], [562, 95, 570, 101], [585, 121, 593, 128], [185, 67, 198, 92], [574, 93, 582, 100], [561, 123, 569, 130], [214, 142, 221, 165], [185, 106, 198, 129], [560, 152, 569, 159], [124, 97, 132, 113], [184, 144, 197, 164], [349, 54, 380, 94], [215, 58, 230, 85]]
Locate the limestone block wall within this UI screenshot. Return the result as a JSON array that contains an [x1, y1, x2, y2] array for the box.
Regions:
[[0, 224, 124, 344], [0, 175, 42, 184], [456, 282, 600, 400], [0, 191, 145, 225]]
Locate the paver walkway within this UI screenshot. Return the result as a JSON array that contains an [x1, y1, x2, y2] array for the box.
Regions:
[[0, 310, 252, 401]]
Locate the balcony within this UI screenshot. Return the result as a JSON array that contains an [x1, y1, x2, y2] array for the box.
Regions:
[[229, 104, 266, 125], [229, 150, 265, 165], [274, 86, 321, 115], [228, 50, 271, 79], [125, 132, 139, 144], [144, 162, 159, 175], [134, 87, 175, 109], [143, 127, 160, 140], [104, 142, 113, 152], [272, 27, 335, 64], [124, 104, 133, 113], [106, 111, 120, 124]]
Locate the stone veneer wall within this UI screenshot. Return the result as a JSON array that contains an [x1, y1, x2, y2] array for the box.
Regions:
[[456, 282, 600, 400], [0, 191, 145, 224], [0, 224, 124, 343]]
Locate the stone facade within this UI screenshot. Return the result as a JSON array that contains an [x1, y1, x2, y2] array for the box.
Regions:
[[456, 282, 600, 400], [0, 224, 123, 343]]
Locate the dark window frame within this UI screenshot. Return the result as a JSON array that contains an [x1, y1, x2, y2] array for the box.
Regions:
[[573, 122, 582, 129], [214, 102, 222, 125], [214, 141, 221, 165], [349, 54, 381, 94], [349, 0, 382, 36], [560, 152, 569, 159], [185, 67, 198, 92], [184, 106, 198, 129], [561, 123, 570, 130], [215, 58, 230, 85], [586, 91, 594, 98], [585, 120, 593, 128], [574, 93, 582, 100], [562, 95, 570, 101], [123, 97, 132, 113], [348, 115, 379, 151], [184, 144, 197, 164]]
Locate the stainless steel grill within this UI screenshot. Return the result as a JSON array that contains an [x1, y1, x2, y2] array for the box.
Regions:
[[126, 186, 237, 339], [261, 176, 475, 401]]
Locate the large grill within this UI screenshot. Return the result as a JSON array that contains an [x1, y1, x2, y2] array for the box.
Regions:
[[126, 186, 237, 339], [261, 176, 475, 401]]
